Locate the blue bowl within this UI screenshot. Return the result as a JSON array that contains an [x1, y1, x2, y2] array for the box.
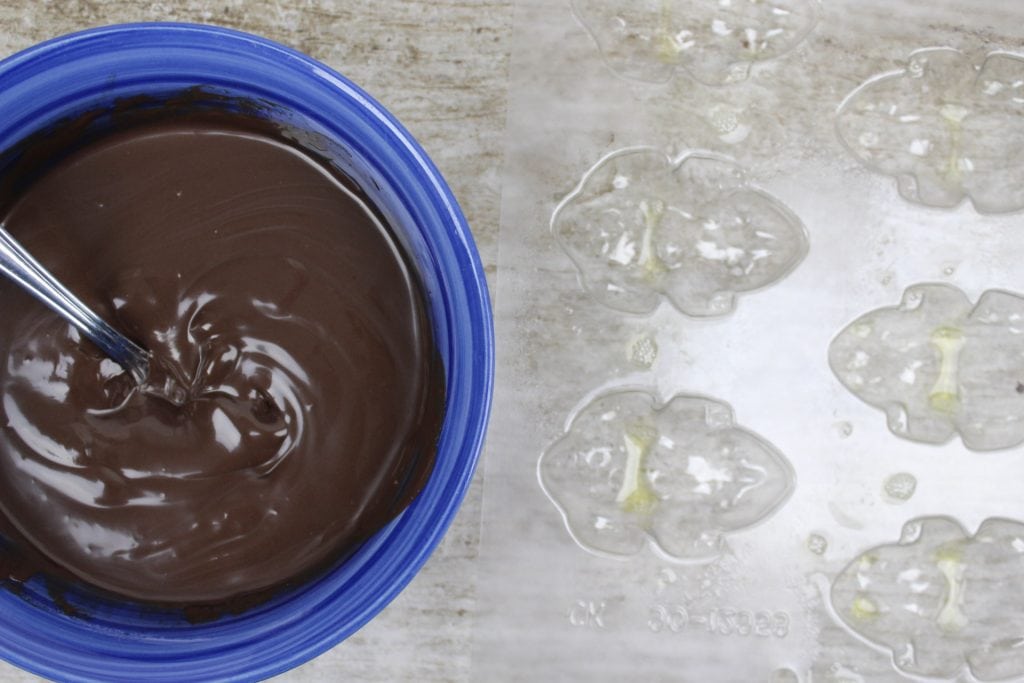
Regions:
[[0, 23, 493, 682]]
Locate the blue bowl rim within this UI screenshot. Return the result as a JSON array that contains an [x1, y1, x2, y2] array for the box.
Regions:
[[0, 21, 494, 682]]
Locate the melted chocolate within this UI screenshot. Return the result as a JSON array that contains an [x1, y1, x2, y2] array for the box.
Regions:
[[0, 112, 445, 606]]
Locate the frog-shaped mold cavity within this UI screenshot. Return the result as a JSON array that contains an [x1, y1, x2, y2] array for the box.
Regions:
[[837, 48, 1024, 213], [831, 517, 1024, 681], [829, 283, 1024, 451], [552, 147, 808, 316], [538, 390, 795, 560], [572, 0, 820, 85]]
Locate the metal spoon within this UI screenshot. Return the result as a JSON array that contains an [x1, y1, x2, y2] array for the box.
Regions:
[[0, 226, 150, 385]]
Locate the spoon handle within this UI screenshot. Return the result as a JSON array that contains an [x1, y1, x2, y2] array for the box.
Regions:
[[0, 226, 150, 384]]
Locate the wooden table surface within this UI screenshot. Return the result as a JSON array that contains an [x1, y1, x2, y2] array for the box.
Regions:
[[0, 2, 511, 681]]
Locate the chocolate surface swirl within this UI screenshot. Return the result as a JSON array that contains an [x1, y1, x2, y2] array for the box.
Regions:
[[0, 114, 444, 605]]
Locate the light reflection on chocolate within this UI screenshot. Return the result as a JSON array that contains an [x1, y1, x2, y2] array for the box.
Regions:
[[0, 111, 445, 607]]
